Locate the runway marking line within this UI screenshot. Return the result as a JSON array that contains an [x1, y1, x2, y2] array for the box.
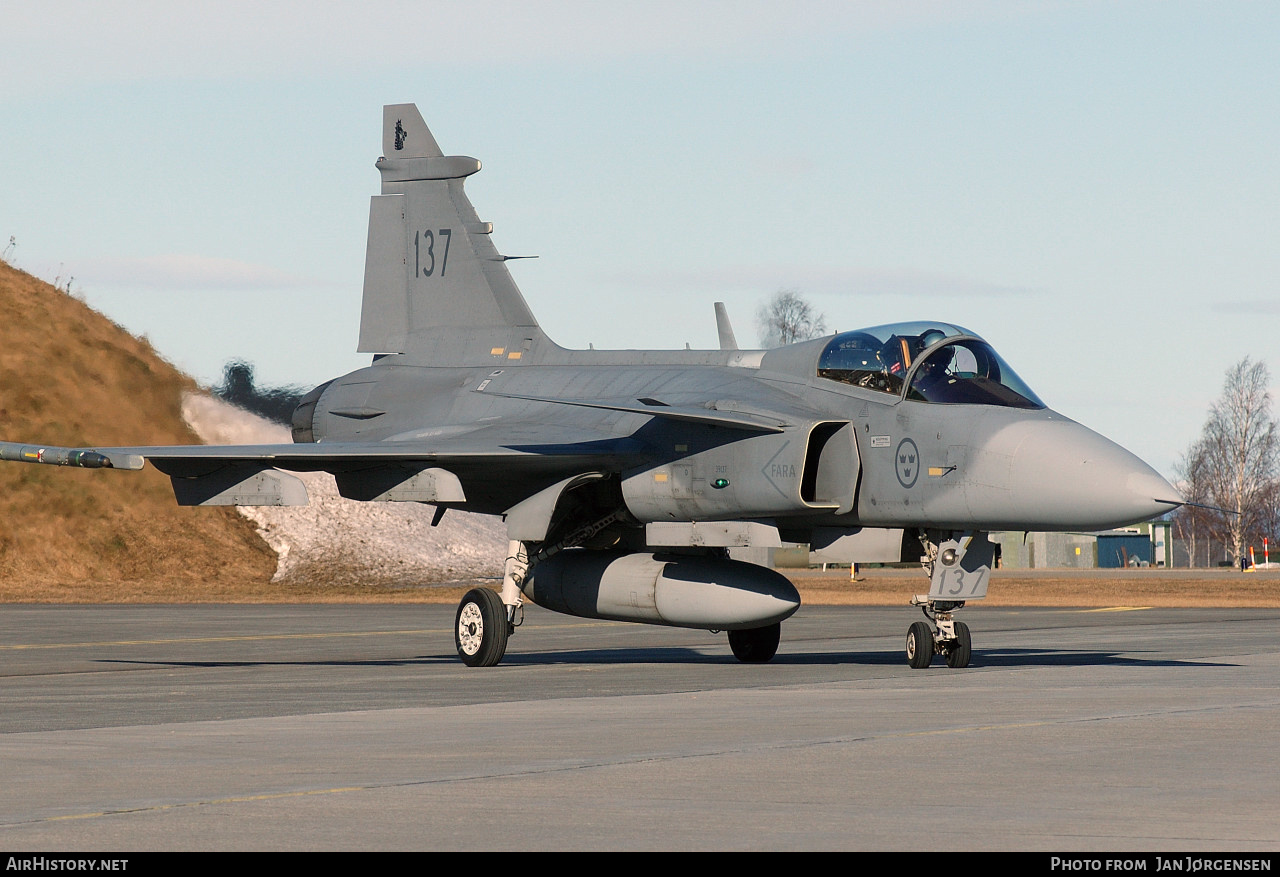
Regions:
[[0, 630, 438, 651], [0, 620, 624, 651], [1080, 607, 1153, 613], [39, 787, 370, 823]]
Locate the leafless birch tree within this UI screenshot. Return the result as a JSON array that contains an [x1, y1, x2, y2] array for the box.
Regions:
[[1186, 358, 1279, 563], [756, 290, 827, 347]]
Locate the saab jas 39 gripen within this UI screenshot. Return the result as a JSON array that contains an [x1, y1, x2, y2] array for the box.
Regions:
[[1, 104, 1183, 668]]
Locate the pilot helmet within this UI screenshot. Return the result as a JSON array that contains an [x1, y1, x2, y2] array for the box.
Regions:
[[919, 329, 946, 350]]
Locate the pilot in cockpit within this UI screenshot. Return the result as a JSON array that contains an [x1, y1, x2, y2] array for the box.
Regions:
[[910, 348, 954, 400]]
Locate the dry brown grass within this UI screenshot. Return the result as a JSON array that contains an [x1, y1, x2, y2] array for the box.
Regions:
[[3, 567, 1278, 607], [787, 567, 1280, 608], [0, 261, 277, 589], [0, 576, 483, 604]]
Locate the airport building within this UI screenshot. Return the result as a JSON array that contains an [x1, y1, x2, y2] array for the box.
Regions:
[[748, 521, 1177, 570], [991, 522, 1173, 569]]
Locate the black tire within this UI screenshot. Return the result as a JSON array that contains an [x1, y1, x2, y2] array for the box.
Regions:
[[906, 621, 934, 669], [945, 620, 971, 669], [455, 588, 509, 667], [728, 623, 781, 663]]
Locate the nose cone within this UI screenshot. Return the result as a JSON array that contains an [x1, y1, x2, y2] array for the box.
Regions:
[[966, 415, 1182, 531]]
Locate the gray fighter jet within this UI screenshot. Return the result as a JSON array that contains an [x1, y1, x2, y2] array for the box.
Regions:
[[1, 104, 1183, 668]]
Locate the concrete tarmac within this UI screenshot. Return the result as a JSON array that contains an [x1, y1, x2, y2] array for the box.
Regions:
[[2, 603, 1278, 851]]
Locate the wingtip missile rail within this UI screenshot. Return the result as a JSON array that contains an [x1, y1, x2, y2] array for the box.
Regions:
[[0, 441, 143, 470]]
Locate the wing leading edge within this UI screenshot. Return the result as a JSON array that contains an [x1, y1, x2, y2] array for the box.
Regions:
[[0, 433, 646, 511]]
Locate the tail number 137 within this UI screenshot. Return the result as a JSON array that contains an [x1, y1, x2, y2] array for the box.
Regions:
[[415, 228, 452, 278]]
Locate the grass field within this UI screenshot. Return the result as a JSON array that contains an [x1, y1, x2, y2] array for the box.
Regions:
[[3, 566, 1278, 608], [787, 566, 1280, 608]]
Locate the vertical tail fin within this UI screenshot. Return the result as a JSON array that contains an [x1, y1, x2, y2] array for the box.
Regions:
[[358, 104, 541, 356], [381, 103, 442, 159]]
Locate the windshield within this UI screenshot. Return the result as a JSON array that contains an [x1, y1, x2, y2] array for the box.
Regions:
[[905, 339, 1044, 409], [817, 322, 970, 396]]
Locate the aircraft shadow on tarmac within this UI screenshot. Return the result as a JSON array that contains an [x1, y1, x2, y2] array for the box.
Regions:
[[946, 648, 1233, 669], [96, 647, 1230, 670], [494, 648, 1230, 669]]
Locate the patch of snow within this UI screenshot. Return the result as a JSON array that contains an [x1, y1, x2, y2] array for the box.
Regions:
[[181, 392, 506, 586]]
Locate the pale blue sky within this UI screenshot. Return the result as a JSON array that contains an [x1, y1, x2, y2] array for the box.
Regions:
[[3, 1, 1278, 477]]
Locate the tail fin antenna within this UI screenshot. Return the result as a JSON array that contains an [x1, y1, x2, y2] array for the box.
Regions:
[[714, 302, 739, 351]]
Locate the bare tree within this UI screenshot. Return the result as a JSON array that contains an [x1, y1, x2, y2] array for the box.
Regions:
[[1172, 439, 1212, 567], [1257, 478, 1280, 562], [1190, 358, 1279, 564], [756, 290, 827, 348]]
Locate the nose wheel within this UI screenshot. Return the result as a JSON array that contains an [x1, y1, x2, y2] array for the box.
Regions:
[[905, 600, 971, 669], [944, 619, 971, 668], [905, 621, 934, 669]]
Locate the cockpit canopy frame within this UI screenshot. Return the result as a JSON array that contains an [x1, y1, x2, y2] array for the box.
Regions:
[[816, 321, 1044, 410]]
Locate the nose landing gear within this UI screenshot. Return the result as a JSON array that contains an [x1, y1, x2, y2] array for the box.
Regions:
[[903, 530, 991, 669]]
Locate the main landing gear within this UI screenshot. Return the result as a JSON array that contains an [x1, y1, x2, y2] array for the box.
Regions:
[[728, 622, 781, 663], [455, 587, 510, 668], [454, 540, 528, 668]]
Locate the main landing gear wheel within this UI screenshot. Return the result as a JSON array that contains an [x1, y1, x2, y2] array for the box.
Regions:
[[455, 588, 509, 668], [906, 621, 935, 669], [728, 623, 781, 663], [945, 620, 971, 669]]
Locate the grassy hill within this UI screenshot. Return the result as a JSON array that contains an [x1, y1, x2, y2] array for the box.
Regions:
[[0, 260, 276, 597]]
